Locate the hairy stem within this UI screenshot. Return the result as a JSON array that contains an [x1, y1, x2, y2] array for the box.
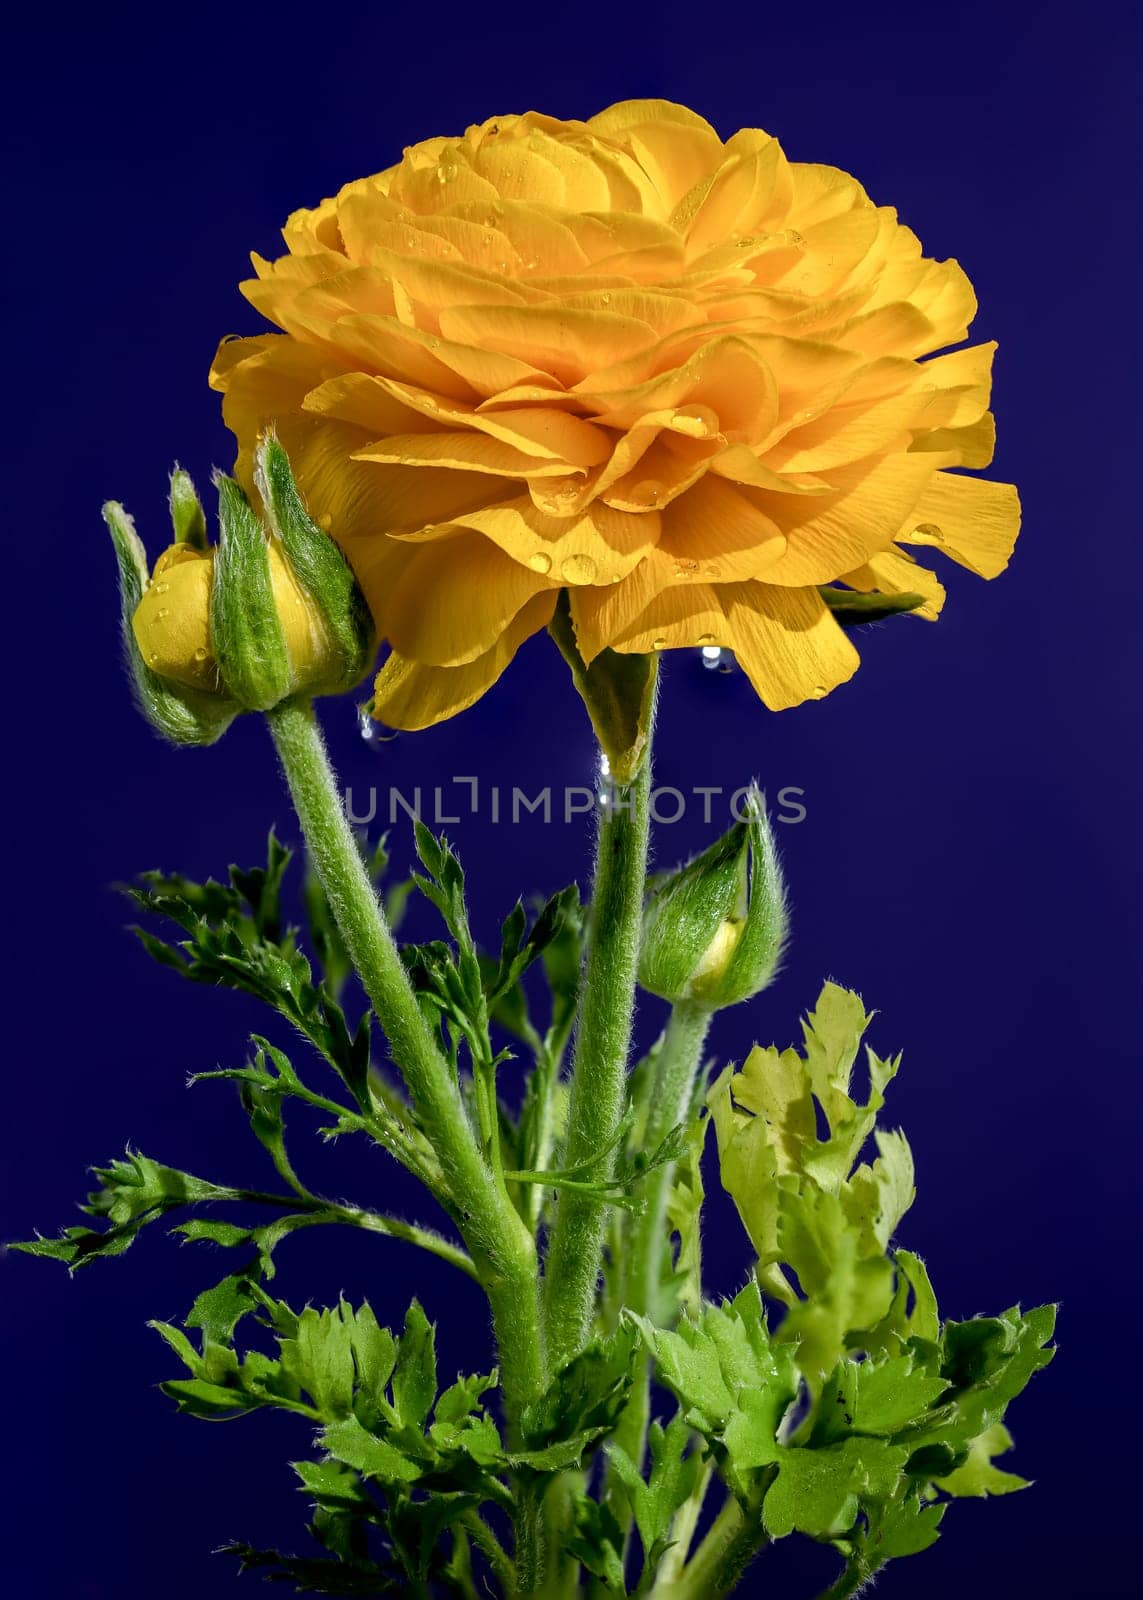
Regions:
[[543, 751, 653, 1370], [265, 700, 545, 1434], [654, 1494, 769, 1600], [814, 1560, 875, 1599], [612, 999, 711, 1479]]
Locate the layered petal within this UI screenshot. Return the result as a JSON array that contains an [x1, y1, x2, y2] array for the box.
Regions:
[[208, 98, 1019, 729]]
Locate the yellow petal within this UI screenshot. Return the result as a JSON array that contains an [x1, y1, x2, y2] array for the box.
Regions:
[[352, 430, 572, 478], [899, 472, 1020, 578], [380, 530, 555, 665], [594, 577, 860, 712], [438, 302, 660, 386], [757, 452, 940, 585], [443, 494, 659, 583], [912, 412, 996, 469], [371, 592, 556, 728], [725, 584, 860, 710], [656, 475, 787, 582]]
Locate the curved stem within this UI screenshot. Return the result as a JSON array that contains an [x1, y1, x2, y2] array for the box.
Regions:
[[265, 700, 545, 1432], [814, 1559, 875, 1599], [543, 751, 653, 1370], [611, 999, 711, 1476]]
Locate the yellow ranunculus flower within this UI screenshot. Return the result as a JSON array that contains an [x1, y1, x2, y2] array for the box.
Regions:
[[210, 99, 1019, 727]]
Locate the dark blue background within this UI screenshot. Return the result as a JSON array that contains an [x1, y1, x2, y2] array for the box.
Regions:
[[3, 3, 1138, 1594]]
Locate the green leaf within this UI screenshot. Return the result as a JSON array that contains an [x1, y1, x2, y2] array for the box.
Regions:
[[709, 981, 916, 1376], [523, 1324, 639, 1450], [391, 1302, 437, 1431], [608, 1413, 701, 1570], [762, 1436, 910, 1539], [935, 1422, 1030, 1497], [632, 1282, 797, 1457], [281, 1303, 358, 1419], [321, 1416, 423, 1486]]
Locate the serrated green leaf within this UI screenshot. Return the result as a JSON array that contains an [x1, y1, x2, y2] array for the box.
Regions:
[[321, 1415, 423, 1485], [935, 1422, 1029, 1498], [391, 1302, 437, 1430]]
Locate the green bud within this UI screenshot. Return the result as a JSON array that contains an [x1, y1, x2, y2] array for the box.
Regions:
[[103, 500, 237, 746], [254, 432, 375, 693], [638, 786, 787, 1010], [210, 473, 294, 711]]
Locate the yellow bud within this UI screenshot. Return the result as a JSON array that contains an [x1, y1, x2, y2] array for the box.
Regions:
[[131, 542, 333, 703], [132, 545, 217, 692]]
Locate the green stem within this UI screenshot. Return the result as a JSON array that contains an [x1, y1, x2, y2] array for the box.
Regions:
[[233, 1188, 479, 1279], [814, 1560, 874, 1600], [611, 1000, 711, 1480], [543, 750, 653, 1370], [655, 1495, 768, 1600], [460, 1510, 515, 1593], [265, 700, 545, 1434]]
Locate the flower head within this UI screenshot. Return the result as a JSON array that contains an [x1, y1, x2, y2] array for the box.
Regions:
[[211, 100, 1019, 729]]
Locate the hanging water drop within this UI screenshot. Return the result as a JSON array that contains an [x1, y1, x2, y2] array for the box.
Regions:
[[701, 645, 722, 670], [358, 700, 400, 748]]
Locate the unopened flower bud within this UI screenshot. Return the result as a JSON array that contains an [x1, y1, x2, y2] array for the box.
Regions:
[[111, 443, 374, 743], [638, 787, 787, 1010]]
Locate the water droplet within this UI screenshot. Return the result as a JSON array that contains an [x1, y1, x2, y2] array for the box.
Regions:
[[697, 632, 717, 645], [528, 551, 553, 575], [560, 553, 597, 585], [153, 581, 169, 595], [913, 522, 941, 538], [358, 701, 399, 747], [701, 644, 722, 670], [156, 607, 169, 620], [193, 646, 208, 662], [318, 513, 333, 530], [148, 651, 159, 665], [633, 481, 662, 506], [651, 636, 668, 651], [600, 292, 612, 305], [436, 161, 458, 185], [786, 229, 806, 246], [673, 558, 699, 577]]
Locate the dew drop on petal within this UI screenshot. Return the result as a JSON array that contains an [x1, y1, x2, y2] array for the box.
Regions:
[[701, 645, 722, 670], [153, 581, 169, 595], [651, 636, 668, 651], [913, 522, 942, 538], [528, 551, 553, 575], [560, 553, 597, 584], [193, 647, 208, 662]]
